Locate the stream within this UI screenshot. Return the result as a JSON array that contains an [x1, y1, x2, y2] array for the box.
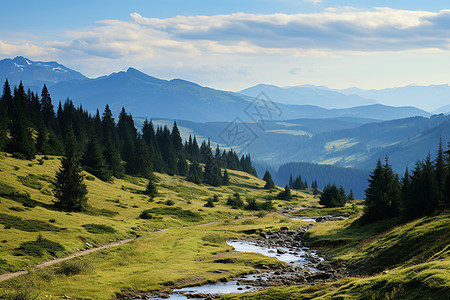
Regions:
[[140, 225, 342, 300]]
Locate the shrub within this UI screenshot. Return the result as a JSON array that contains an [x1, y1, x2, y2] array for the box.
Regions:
[[9, 206, 25, 212], [82, 224, 116, 234], [164, 200, 175, 206], [16, 235, 65, 257], [0, 213, 62, 232], [202, 233, 228, 243], [139, 207, 203, 222], [0, 183, 37, 207], [204, 199, 215, 208], [56, 259, 90, 276]]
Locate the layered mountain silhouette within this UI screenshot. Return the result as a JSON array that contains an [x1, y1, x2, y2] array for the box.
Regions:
[[0, 56, 433, 122]]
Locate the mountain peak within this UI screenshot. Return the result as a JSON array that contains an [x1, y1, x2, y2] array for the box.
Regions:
[[0, 56, 87, 86]]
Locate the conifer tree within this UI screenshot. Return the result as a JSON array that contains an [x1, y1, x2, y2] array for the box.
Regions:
[[348, 189, 355, 201], [188, 160, 203, 184], [204, 158, 222, 186], [319, 184, 347, 207], [41, 84, 55, 129], [7, 112, 35, 159], [171, 121, 183, 154], [277, 185, 292, 200], [146, 174, 158, 201], [222, 169, 230, 185], [176, 154, 189, 176], [1, 79, 13, 118], [363, 158, 402, 222], [82, 138, 112, 181], [0, 103, 7, 150], [103, 139, 125, 178], [289, 174, 293, 188], [263, 170, 275, 189], [54, 124, 88, 211]]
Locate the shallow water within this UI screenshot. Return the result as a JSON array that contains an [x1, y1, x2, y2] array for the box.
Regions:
[[147, 239, 324, 300], [290, 216, 317, 222]]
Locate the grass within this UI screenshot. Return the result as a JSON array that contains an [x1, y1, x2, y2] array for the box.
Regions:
[[0, 152, 315, 299], [2, 152, 446, 299]]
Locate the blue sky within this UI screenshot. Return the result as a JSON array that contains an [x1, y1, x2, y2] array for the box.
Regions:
[[1, 1, 450, 91]]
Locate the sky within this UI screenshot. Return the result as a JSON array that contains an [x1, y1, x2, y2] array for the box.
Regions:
[[1, 0, 450, 91]]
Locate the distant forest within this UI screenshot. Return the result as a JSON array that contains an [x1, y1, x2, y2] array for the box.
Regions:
[[0, 79, 257, 185], [269, 162, 370, 199]]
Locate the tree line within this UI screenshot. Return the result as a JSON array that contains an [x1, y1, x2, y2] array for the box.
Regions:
[[0, 79, 257, 210], [362, 140, 450, 223]]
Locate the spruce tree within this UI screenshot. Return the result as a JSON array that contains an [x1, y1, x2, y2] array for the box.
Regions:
[[176, 154, 189, 176], [204, 158, 222, 186], [222, 169, 230, 185], [41, 84, 55, 129], [363, 158, 402, 222], [82, 138, 112, 181], [263, 170, 275, 189], [54, 125, 88, 212], [0, 103, 7, 150], [146, 174, 158, 201], [188, 161, 203, 184], [1, 79, 13, 118], [103, 139, 125, 178], [7, 112, 35, 159], [319, 184, 347, 207], [277, 185, 292, 200]]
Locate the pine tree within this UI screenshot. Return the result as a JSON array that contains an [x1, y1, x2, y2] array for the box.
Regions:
[[176, 155, 189, 176], [146, 174, 158, 201], [82, 138, 112, 181], [188, 161, 203, 184], [171, 121, 183, 154], [103, 139, 125, 178], [277, 185, 292, 200], [435, 138, 446, 209], [54, 125, 88, 212], [263, 170, 275, 189], [319, 184, 347, 207], [0, 103, 7, 150], [363, 158, 402, 222], [204, 158, 222, 186], [222, 169, 230, 185], [7, 112, 35, 159], [348, 189, 355, 201], [41, 84, 55, 129], [1, 79, 13, 118], [289, 174, 293, 188]]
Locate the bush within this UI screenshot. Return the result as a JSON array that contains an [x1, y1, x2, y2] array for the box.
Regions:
[[202, 233, 228, 243], [139, 207, 203, 222], [0, 183, 38, 207], [226, 192, 244, 209], [0, 213, 62, 232], [204, 199, 215, 207], [56, 259, 90, 276], [82, 223, 116, 234], [16, 235, 65, 257], [164, 200, 175, 206], [9, 206, 25, 212]]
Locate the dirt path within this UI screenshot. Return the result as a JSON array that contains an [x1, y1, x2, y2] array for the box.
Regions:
[[0, 236, 137, 283]]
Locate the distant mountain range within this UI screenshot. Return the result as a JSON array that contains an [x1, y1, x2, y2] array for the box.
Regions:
[[238, 83, 378, 108], [170, 114, 450, 173], [0, 56, 87, 87], [338, 84, 450, 112], [0, 56, 432, 123]]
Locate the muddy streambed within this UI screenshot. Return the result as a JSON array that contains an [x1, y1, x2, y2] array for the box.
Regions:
[[135, 226, 344, 300]]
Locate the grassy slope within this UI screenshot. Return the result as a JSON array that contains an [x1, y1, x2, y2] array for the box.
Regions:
[[224, 212, 450, 300], [0, 153, 318, 299]]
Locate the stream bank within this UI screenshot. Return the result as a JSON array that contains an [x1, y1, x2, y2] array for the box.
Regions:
[[131, 225, 347, 300]]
